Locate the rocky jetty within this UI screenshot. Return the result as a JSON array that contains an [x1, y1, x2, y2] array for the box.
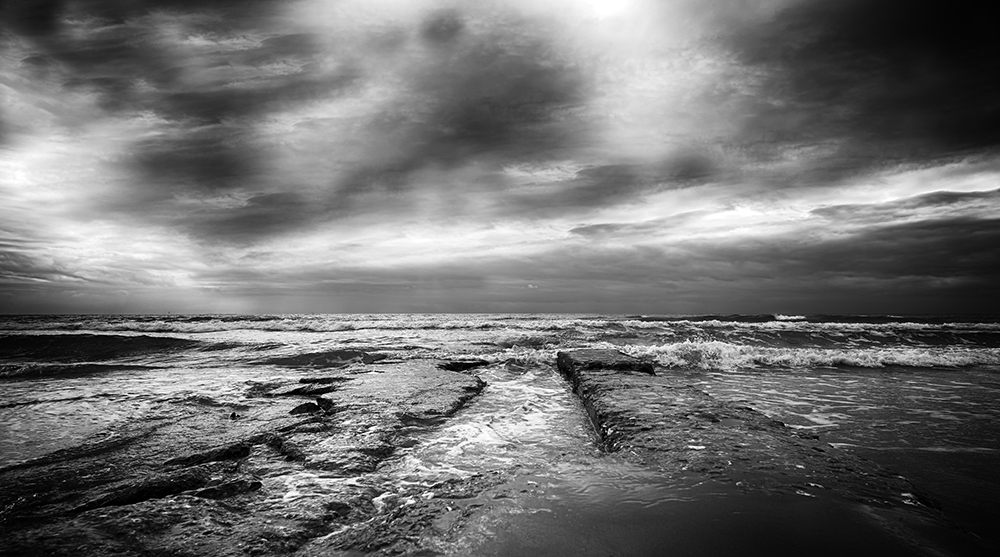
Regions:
[[556, 349, 983, 555]]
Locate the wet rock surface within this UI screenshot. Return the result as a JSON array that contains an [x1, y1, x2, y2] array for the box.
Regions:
[[0, 359, 489, 557], [1, 351, 989, 557], [438, 359, 490, 372], [556, 349, 986, 556]]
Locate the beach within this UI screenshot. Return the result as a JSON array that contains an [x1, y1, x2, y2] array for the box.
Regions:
[[1, 314, 998, 556]]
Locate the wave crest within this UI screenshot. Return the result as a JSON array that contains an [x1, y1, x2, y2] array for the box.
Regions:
[[617, 342, 1000, 371]]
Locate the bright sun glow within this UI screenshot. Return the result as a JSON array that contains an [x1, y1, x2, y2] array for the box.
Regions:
[[589, 0, 632, 18]]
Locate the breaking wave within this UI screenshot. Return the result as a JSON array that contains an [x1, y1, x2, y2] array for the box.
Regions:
[[5, 314, 999, 337], [0, 334, 202, 364], [617, 341, 1000, 371], [3, 315, 1000, 375], [773, 314, 807, 321]]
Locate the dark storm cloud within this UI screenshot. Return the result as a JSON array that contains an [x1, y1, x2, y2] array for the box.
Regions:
[[811, 217, 1000, 281], [4, 1, 597, 244], [2, 0, 65, 37], [420, 8, 465, 45], [181, 192, 317, 243], [0, 246, 82, 285], [14, 3, 357, 181], [2, 0, 282, 36], [725, 0, 1000, 179], [1, 0, 366, 243], [128, 128, 263, 191], [514, 153, 717, 213], [154, 69, 359, 124], [553, 214, 1000, 313], [124, 60, 359, 194], [409, 11, 586, 154], [329, 8, 589, 208], [691, 216, 1000, 297], [713, 216, 1000, 312]]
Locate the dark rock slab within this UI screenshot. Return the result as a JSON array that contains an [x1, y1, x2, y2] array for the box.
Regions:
[[557, 350, 916, 498], [5, 494, 327, 557], [276, 361, 486, 473], [556, 349, 981, 554], [557, 349, 654, 375], [296, 470, 515, 557], [268, 383, 340, 397], [75, 468, 213, 512], [438, 359, 490, 372], [164, 442, 251, 467], [192, 479, 263, 500], [298, 376, 351, 384], [0, 359, 489, 556], [261, 433, 308, 462], [289, 402, 321, 415], [314, 396, 336, 413]]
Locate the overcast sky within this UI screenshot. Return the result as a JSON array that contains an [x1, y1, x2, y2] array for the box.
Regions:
[[1, 0, 998, 314]]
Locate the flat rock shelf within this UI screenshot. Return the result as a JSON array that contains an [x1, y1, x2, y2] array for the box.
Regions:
[[555, 349, 988, 557], [0, 351, 991, 557]]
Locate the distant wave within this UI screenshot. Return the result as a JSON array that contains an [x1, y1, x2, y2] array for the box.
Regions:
[[0, 315, 514, 334], [408, 336, 1000, 372], [617, 318, 1000, 332], [5, 314, 1000, 336], [0, 334, 202, 365], [616, 341, 1000, 371], [633, 314, 1000, 325], [4, 316, 1000, 368]]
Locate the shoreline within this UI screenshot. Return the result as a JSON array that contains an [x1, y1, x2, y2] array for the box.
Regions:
[[1, 350, 993, 556]]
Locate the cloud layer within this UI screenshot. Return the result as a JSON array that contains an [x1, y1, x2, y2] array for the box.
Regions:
[[2, 0, 999, 313]]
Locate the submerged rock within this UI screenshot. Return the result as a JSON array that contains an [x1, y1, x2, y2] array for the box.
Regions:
[[289, 402, 321, 415], [299, 376, 352, 384], [268, 383, 340, 397], [164, 442, 251, 467], [314, 396, 336, 413], [438, 359, 490, 372], [557, 349, 655, 375], [192, 479, 263, 500]]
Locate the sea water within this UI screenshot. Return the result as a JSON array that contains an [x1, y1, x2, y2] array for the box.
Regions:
[[2, 314, 999, 553]]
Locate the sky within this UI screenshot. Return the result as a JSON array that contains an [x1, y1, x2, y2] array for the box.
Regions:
[[1, 0, 998, 314]]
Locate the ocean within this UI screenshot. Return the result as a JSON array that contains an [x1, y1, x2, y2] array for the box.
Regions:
[[2, 313, 999, 555]]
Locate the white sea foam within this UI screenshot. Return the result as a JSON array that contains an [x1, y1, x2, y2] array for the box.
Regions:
[[774, 314, 808, 321], [617, 342, 1000, 371]]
